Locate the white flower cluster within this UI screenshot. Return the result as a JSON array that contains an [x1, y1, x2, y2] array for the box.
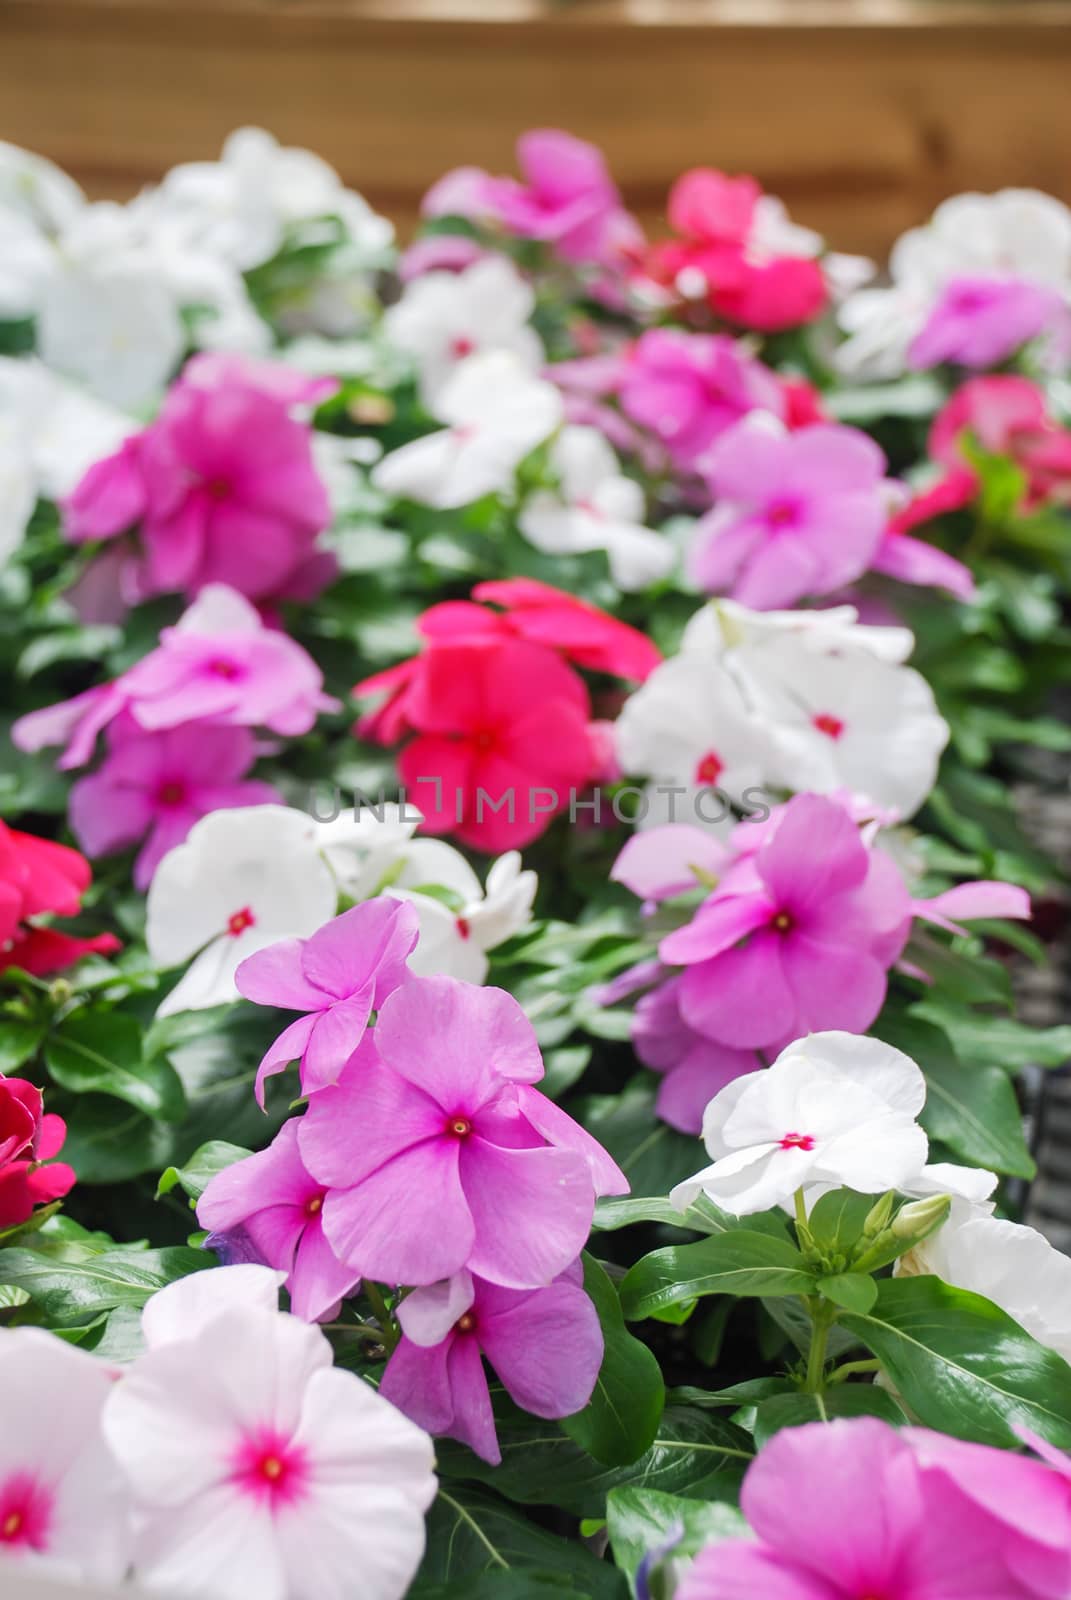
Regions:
[[0, 1265, 435, 1598]]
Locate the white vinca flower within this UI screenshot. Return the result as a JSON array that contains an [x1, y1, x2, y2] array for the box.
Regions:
[[0, 411, 36, 570], [897, 1213, 1071, 1363], [0, 356, 134, 503], [102, 1265, 436, 1600], [387, 841, 538, 984], [384, 256, 544, 407], [372, 350, 563, 508], [671, 1032, 929, 1217], [617, 598, 948, 823], [0, 1327, 131, 1583], [147, 806, 337, 1016], [519, 425, 676, 591], [836, 188, 1071, 378]]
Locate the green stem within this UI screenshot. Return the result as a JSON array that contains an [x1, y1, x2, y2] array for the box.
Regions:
[[827, 1358, 881, 1385], [803, 1298, 836, 1395], [793, 1188, 809, 1234], [363, 1281, 399, 1354]]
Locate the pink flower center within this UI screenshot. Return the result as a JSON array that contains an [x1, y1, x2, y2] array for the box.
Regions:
[[575, 497, 606, 522], [812, 712, 845, 740], [766, 497, 802, 529], [472, 729, 497, 753], [450, 335, 477, 359], [451, 423, 478, 444], [231, 1431, 308, 1508], [206, 478, 232, 502], [694, 749, 724, 785], [208, 657, 242, 680], [771, 910, 794, 934], [304, 1193, 325, 1217], [456, 916, 471, 940], [779, 1131, 815, 1151], [446, 1116, 472, 1139], [155, 779, 188, 808], [454, 1311, 477, 1334], [226, 906, 256, 938], [0, 1474, 51, 1551]]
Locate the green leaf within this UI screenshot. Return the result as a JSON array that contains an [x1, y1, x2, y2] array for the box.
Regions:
[[592, 1195, 735, 1236], [0, 1016, 47, 1072], [560, 1256, 665, 1467], [45, 1010, 186, 1122], [752, 1386, 906, 1447], [156, 1140, 252, 1203], [412, 1486, 626, 1597], [841, 1276, 1071, 1449], [56, 1098, 173, 1185], [806, 1189, 877, 1256], [817, 1273, 878, 1314], [915, 1000, 1071, 1073], [921, 1052, 1034, 1178], [439, 1404, 751, 1519], [621, 1233, 816, 1321], [0, 1246, 210, 1324], [607, 1487, 748, 1597]]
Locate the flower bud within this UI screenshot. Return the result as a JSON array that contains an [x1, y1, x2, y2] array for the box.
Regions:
[[862, 1191, 896, 1239], [891, 1193, 951, 1244]]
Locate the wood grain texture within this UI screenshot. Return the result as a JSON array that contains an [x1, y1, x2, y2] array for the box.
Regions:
[[2, 0, 1070, 255]]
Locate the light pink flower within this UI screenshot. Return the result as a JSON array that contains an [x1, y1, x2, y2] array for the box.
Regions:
[[64, 352, 337, 605], [13, 585, 338, 771], [198, 1121, 361, 1323], [0, 1328, 130, 1584], [676, 1418, 1054, 1600], [380, 1261, 602, 1465], [298, 976, 626, 1289], [236, 898, 419, 1103], [618, 329, 785, 474], [689, 417, 890, 608], [68, 720, 280, 890]]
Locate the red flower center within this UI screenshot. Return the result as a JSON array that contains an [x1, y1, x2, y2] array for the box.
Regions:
[[155, 780, 188, 808], [455, 1311, 477, 1334], [694, 749, 724, 785], [447, 1117, 472, 1139], [450, 335, 477, 359], [771, 910, 794, 934], [0, 1475, 51, 1551], [766, 498, 801, 529], [232, 1432, 308, 1506], [209, 657, 242, 680], [304, 1194, 324, 1218], [206, 478, 232, 501], [456, 916, 471, 940], [812, 712, 845, 740], [779, 1132, 815, 1151], [472, 729, 497, 753], [226, 906, 256, 938]]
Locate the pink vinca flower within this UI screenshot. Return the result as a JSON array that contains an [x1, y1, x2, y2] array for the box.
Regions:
[[908, 274, 1071, 372], [0, 1328, 131, 1584], [676, 1418, 1057, 1600], [380, 1260, 602, 1465], [659, 793, 912, 1050], [930, 374, 1071, 512], [618, 328, 785, 474], [198, 1121, 361, 1323], [236, 898, 419, 1103], [631, 976, 759, 1136], [689, 415, 890, 609], [102, 1265, 437, 1600], [298, 976, 627, 1289], [65, 351, 337, 605], [69, 720, 280, 890], [13, 585, 339, 771]]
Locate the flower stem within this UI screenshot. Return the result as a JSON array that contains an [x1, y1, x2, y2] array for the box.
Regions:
[[793, 1187, 809, 1235], [826, 1358, 881, 1385], [804, 1298, 836, 1395], [363, 1281, 399, 1353]]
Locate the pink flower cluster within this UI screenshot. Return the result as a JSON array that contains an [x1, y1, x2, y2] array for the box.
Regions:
[[0, 1076, 75, 1229], [642, 168, 829, 331], [355, 578, 660, 851], [677, 1417, 1071, 1600], [13, 585, 336, 886], [611, 792, 1029, 1133], [198, 900, 627, 1463], [65, 354, 338, 608]]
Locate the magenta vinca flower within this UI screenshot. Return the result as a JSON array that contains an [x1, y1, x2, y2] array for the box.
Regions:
[[659, 792, 912, 1051], [380, 1260, 602, 1465], [68, 720, 280, 890], [677, 1418, 1059, 1600], [197, 1121, 361, 1323], [236, 898, 420, 1104], [688, 415, 890, 609], [298, 976, 627, 1289]]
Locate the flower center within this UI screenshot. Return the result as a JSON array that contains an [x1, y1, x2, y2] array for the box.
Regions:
[[304, 1193, 324, 1217], [231, 1433, 308, 1507], [447, 1116, 472, 1139], [206, 478, 232, 501], [766, 498, 801, 529], [694, 749, 724, 786], [575, 497, 606, 522], [226, 906, 256, 938], [779, 1132, 815, 1151], [450, 335, 477, 359], [1, 1512, 22, 1541], [771, 910, 794, 933], [472, 729, 497, 753], [0, 1475, 50, 1551], [155, 779, 188, 808], [455, 1311, 477, 1334], [812, 712, 845, 740], [456, 916, 471, 940], [208, 656, 242, 680]]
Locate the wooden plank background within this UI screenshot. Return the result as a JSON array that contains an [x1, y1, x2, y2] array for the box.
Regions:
[[1, 1, 1070, 256]]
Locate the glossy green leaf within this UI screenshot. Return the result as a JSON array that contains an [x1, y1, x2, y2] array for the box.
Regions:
[[45, 1010, 186, 1122], [560, 1256, 665, 1467], [156, 1140, 252, 1203], [621, 1233, 817, 1321], [840, 1276, 1071, 1449], [0, 1245, 210, 1323], [607, 1487, 748, 1597], [752, 1385, 907, 1447], [817, 1273, 878, 1314]]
